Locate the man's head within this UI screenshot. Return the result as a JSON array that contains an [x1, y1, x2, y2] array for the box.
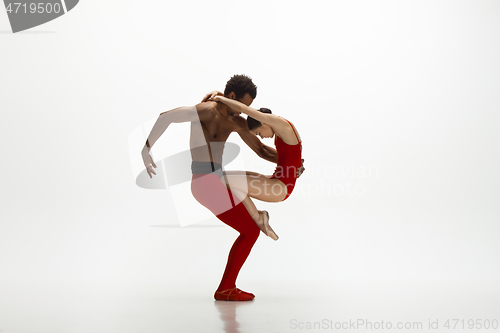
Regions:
[[224, 74, 257, 107], [247, 108, 275, 139]]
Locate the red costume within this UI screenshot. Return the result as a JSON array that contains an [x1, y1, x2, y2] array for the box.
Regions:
[[269, 117, 302, 201]]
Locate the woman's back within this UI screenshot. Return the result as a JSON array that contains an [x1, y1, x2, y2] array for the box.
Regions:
[[274, 116, 302, 145]]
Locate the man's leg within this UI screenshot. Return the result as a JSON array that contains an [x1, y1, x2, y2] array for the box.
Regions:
[[215, 201, 260, 291], [191, 174, 260, 300]]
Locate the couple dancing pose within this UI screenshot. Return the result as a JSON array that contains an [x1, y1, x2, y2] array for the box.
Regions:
[[141, 75, 304, 301]]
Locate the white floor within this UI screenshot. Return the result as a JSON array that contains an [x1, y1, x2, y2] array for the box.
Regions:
[[1, 280, 499, 333]]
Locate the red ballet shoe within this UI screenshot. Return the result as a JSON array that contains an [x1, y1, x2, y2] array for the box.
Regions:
[[214, 287, 255, 301]]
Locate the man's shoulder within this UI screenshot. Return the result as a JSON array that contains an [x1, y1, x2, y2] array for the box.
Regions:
[[195, 102, 219, 121], [232, 115, 249, 132], [195, 101, 218, 113]]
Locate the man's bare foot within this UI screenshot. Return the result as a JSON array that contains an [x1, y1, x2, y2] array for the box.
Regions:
[[257, 210, 279, 241]]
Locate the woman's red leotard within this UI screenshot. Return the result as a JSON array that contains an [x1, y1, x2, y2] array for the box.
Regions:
[[270, 117, 302, 201]]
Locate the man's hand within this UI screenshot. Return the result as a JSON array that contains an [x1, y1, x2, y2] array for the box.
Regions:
[[201, 90, 223, 102], [296, 159, 305, 178], [142, 148, 157, 178]]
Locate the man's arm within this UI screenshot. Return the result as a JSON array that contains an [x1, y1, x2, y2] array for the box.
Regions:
[[236, 126, 277, 163], [141, 104, 214, 178], [142, 104, 213, 152]]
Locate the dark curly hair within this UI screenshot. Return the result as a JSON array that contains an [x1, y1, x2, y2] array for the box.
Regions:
[[247, 108, 272, 131], [224, 74, 257, 100]]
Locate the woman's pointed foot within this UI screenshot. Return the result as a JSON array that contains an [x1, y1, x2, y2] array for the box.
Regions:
[[259, 210, 279, 241]]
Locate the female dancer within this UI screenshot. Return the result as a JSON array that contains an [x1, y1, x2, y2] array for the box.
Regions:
[[212, 95, 303, 241]]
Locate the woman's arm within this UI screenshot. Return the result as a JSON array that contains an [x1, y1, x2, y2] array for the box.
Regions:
[[213, 96, 281, 127], [201, 90, 223, 103]]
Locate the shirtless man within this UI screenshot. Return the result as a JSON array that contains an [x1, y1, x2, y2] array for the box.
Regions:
[[141, 75, 303, 301]]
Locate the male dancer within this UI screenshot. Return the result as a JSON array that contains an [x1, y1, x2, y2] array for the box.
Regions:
[[142, 75, 282, 301]]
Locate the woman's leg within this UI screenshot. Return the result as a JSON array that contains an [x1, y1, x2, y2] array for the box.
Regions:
[[221, 171, 288, 203], [220, 171, 287, 240], [221, 172, 261, 222], [229, 187, 260, 222]]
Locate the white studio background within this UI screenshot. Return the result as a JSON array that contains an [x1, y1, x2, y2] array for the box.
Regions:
[[1, 0, 499, 295]]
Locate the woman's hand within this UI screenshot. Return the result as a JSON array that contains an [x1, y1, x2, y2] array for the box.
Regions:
[[296, 159, 305, 178], [142, 148, 157, 178], [212, 95, 232, 106], [201, 90, 223, 102]]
